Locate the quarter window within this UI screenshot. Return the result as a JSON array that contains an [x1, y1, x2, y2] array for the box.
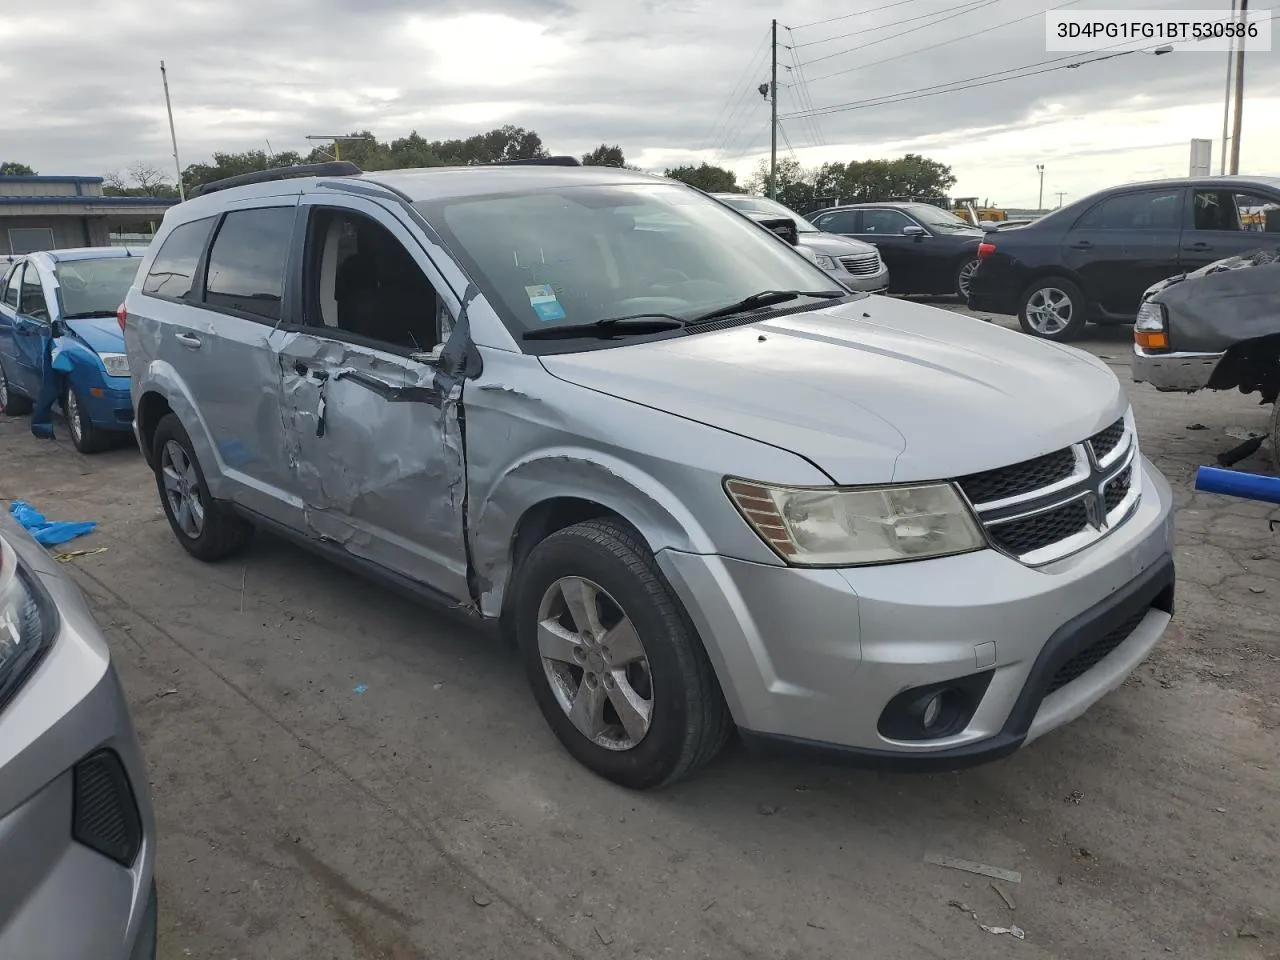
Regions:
[[204, 207, 295, 321], [143, 218, 215, 299]]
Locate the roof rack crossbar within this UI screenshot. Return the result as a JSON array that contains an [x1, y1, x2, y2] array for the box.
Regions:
[[488, 156, 581, 167], [189, 161, 363, 198]]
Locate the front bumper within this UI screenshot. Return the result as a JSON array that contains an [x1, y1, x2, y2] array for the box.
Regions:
[[1131, 344, 1224, 392], [0, 529, 156, 960], [827, 263, 890, 294], [657, 455, 1176, 764], [78, 379, 135, 431]]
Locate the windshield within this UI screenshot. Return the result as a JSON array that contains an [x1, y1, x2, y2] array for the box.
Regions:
[[907, 205, 974, 231], [415, 183, 842, 347], [717, 195, 818, 233], [54, 257, 140, 317]]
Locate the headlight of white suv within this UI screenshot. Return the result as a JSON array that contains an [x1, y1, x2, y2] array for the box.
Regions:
[[0, 538, 55, 712], [99, 352, 130, 377], [726, 478, 985, 566]]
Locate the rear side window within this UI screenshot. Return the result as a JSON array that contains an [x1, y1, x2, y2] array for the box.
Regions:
[[143, 218, 215, 299], [813, 210, 857, 233], [204, 207, 295, 321], [1076, 190, 1181, 231], [1, 263, 19, 308]]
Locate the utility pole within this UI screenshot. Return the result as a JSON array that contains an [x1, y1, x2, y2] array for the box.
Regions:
[[1056, 191, 1068, 208], [770, 18, 778, 200], [1220, 0, 1237, 174], [1229, 0, 1248, 174], [1036, 164, 1045, 211], [160, 61, 185, 201]]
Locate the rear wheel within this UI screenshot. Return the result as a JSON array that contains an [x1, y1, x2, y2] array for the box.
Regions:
[[0, 362, 32, 415], [152, 413, 253, 561], [514, 519, 732, 789], [955, 257, 981, 301], [1018, 276, 1088, 341], [65, 386, 111, 454]]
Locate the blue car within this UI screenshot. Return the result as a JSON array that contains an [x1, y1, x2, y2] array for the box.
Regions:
[[0, 247, 145, 452]]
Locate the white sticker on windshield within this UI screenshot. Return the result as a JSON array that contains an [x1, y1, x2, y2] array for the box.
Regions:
[[525, 283, 566, 322]]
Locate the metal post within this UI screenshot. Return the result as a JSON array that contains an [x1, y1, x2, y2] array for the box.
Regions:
[[1220, 0, 1237, 174], [1036, 164, 1045, 211], [769, 18, 778, 200], [1229, 0, 1248, 174], [160, 61, 185, 201]]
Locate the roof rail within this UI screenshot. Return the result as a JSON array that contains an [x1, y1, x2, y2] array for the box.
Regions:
[[189, 161, 363, 199], [490, 156, 581, 167]]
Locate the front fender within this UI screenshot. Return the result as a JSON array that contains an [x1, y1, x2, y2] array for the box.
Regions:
[[132, 359, 227, 497]]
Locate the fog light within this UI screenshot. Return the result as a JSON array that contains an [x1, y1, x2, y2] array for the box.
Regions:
[[922, 694, 942, 729]]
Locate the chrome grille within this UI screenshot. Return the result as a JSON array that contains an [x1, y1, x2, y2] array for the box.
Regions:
[[839, 253, 881, 276], [959, 416, 1139, 565]]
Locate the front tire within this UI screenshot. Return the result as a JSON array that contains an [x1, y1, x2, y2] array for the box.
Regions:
[[1018, 276, 1088, 341], [514, 519, 732, 789], [151, 413, 253, 561], [0, 362, 32, 415], [955, 257, 980, 301], [65, 386, 111, 453]]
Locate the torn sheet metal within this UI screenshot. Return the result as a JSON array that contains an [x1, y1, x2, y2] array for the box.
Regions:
[[274, 329, 472, 604], [1150, 248, 1280, 354]]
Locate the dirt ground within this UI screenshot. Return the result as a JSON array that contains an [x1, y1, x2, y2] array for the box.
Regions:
[[2, 309, 1277, 960]]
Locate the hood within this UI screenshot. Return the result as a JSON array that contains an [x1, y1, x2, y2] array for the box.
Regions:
[[539, 299, 1123, 484], [797, 233, 878, 256], [62, 316, 125, 355]]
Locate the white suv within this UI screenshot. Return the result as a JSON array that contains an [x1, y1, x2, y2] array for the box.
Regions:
[[122, 159, 1176, 788]]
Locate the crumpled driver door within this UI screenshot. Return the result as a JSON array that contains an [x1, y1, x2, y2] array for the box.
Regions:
[[275, 330, 470, 603]]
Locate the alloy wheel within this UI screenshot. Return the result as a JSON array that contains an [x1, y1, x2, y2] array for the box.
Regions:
[[67, 392, 82, 443], [161, 440, 206, 538], [537, 576, 654, 751], [1025, 286, 1073, 336], [957, 259, 980, 299], [0, 368, 7, 411]]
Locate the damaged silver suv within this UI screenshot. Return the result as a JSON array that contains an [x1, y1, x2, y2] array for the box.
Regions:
[[123, 159, 1176, 789]]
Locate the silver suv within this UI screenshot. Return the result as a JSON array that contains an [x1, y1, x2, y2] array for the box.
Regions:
[[123, 160, 1176, 789]]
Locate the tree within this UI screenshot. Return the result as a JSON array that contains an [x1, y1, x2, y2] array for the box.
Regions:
[[582, 144, 627, 167], [300, 125, 550, 170], [0, 161, 36, 176], [744, 157, 812, 210], [664, 163, 738, 193], [103, 163, 180, 198], [740, 154, 957, 211], [182, 149, 304, 193]]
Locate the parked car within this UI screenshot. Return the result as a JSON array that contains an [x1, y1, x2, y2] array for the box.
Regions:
[[805, 201, 984, 299], [968, 175, 1280, 342], [0, 511, 158, 959], [710, 194, 889, 294], [0, 247, 146, 451], [124, 160, 1174, 789]]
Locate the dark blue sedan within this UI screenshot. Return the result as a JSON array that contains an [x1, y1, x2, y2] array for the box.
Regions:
[[0, 247, 144, 452]]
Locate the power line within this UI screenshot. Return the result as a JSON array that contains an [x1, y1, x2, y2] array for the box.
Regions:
[[803, 0, 1081, 83], [731, 119, 772, 162], [699, 26, 771, 152], [777, 120, 799, 162], [795, 0, 1001, 54], [788, 0, 934, 31], [784, 28, 826, 146], [709, 51, 773, 159]]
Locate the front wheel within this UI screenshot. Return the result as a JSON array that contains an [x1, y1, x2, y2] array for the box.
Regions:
[[514, 519, 732, 789], [65, 386, 111, 454], [1018, 276, 1088, 341]]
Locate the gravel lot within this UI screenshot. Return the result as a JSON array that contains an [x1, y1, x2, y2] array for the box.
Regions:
[[3, 305, 1277, 960]]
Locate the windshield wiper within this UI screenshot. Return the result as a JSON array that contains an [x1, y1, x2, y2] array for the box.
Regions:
[[522, 313, 687, 341], [61, 310, 118, 320], [690, 289, 845, 325]]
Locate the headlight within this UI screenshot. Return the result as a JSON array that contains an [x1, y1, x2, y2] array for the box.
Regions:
[[812, 254, 837, 270], [98, 352, 130, 377], [1135, 300, 1166, 332], [0, 538, 56, 712], [726, 478, 986, 566]]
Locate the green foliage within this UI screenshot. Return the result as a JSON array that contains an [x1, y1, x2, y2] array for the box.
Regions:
[[0, 161, 37, 176], [582, 144, 627, 167], [746, 154, 957, 211], [664, 163, 740, 193]]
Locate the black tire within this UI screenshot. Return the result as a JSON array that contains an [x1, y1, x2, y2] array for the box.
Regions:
[[954, 257, 981, 301], [65, 385, 111, 454], [1270, 400, 1280, 474], [151, 413, 253, 561], [0, 362, 32, 415], [1018, 276, 1088, 341], [514, 519, 732, 789]]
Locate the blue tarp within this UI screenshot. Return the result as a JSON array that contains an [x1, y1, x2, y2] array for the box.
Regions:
[[8, 500, 96, 546]]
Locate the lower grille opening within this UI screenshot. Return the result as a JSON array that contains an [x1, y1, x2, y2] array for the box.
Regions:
[[989, 500, 1089, 556], [1046, 607, 1150, 694], [72, 750, 143, 867]]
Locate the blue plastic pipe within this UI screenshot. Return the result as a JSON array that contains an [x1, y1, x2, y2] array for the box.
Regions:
[[1194, 466, 1280, 505]]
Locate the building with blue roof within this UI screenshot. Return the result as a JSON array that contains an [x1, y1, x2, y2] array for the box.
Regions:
[[0, 175, 178, 259]]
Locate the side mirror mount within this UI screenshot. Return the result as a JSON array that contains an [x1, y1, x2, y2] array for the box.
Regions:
[[758, 216, 800, 245], [903, 224, 926, 240]]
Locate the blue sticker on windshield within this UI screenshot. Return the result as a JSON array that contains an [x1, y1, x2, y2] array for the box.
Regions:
[[525, 283, 566, 322]]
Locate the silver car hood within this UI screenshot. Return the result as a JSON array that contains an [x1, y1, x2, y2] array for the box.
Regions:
[[796, 233, 878, 256], [538, 298, 1125, 484]]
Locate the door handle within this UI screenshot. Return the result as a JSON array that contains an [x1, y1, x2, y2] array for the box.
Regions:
[[1068, 240, 1093, 249], [1183, 242, 1211, 252], [175, 332, 202, 349]]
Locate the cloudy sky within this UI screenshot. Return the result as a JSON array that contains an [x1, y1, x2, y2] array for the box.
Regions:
[[4, 0, 1276, 208]]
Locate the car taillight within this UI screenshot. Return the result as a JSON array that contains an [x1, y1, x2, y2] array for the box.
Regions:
[[977, 241, 996, 259], [116, 304, 127, 333]]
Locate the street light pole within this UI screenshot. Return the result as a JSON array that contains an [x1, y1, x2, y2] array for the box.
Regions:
[[769, 18, 778, 200], [1036, 164, 1045, 211], [1229, 0, 1248, 174]]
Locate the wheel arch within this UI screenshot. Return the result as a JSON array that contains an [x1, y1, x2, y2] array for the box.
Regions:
[[1207, 333, 1280, 403]]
